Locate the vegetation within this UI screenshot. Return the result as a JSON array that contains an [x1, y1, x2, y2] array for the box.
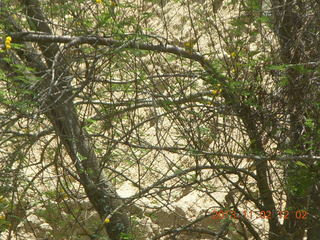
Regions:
[[0, 0, 319, 239]]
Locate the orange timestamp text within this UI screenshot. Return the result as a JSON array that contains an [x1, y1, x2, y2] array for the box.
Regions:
[[211, 210, 308, 220]]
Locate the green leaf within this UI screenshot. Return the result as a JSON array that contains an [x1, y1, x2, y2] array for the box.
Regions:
[[284, 149, 295, 155], [305, 118, 314, 129], [267, 64, 288, 71], [296, 161, 307, 168]]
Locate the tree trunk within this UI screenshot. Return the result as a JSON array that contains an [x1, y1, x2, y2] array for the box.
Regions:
[[0, 0, 131, 239]]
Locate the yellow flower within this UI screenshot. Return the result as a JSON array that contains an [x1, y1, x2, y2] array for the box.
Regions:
[[212, 88, 222, 95], [212, 89, 218, 95], [230, 52, 237, 58], [96, 0, 102, 3], [5, 36, 12, 42], [5, 36, 12, 50], [104, 217, 110, 223], [184, 42, 193, 48], [183, 39, 197, 50]]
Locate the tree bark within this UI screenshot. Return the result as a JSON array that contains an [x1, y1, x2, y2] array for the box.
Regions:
[[270, 0, 320, 238], [1, 1, 131, 239]]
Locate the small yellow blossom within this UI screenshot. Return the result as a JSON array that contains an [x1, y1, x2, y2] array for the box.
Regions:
[[212, 89, 222, 95], [183, 39, 197, 50], [104, 217, 110, 223], [5, 36, 12, 50], [184, 41, 193, 48], [96, 0, 102, 3], [230, 52, 237, 58], [5, 36, 12, 42], [231, 68, 236, 73]]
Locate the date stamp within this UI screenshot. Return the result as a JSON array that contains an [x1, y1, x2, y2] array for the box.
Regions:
[[211, 210, 308, 220]]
